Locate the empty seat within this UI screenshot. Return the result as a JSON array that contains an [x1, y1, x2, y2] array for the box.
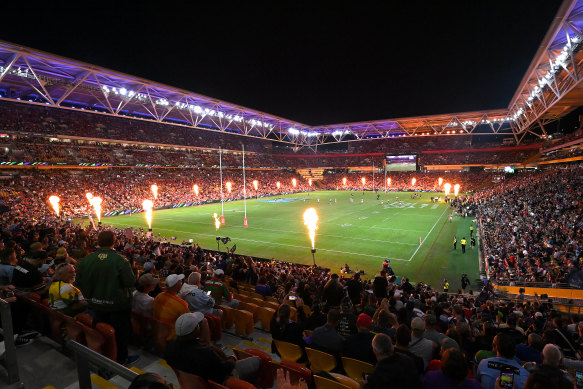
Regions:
[[172, 367, 209, 389], [234, 309, 254, 336], [95, 322, 117, 361], [305, 348, 336, 372], [224, 378, 258, 389], [341, 357, 374, 386], [220, 305, 235, 329], [273, 340, 303, 363], [204, 313, 223, 341], [257, 307, 275, 331]]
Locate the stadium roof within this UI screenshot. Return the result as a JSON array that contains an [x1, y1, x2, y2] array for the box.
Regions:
[[1, 0, 582, 148]]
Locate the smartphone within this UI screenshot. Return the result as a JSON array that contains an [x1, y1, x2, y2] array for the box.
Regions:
[[500, 372, 514, 389], [362, 373, 368, 381], [576, 370, 583, 389], [288, 295, 296, 300], [206, 291, 212, 296]]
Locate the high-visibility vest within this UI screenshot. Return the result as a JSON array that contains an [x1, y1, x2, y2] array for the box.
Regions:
[[461, 239, 467, 245]]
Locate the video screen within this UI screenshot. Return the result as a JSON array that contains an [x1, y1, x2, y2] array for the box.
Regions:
[[504, 166, 515, 173], [385, 155, 417, 171]]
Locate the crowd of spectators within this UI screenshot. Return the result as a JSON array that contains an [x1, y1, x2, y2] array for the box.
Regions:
[[476, 168, 583, 286]]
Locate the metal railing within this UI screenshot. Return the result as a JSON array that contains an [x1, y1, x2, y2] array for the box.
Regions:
[[0, 297, 23, 389], [67, 340, 138, 389]]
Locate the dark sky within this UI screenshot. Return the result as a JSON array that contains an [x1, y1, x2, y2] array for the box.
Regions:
[[0, 0, 564, 125]]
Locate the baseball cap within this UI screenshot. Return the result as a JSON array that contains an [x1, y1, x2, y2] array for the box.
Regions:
[[411, 317, 425, 331], [56, 247, 67, 258], [165, 274, 185, 288], [214, 269, 224, 276], [138, 273, 159, 288], [356, 313, 372, 329], [175, 312, 204, 337]]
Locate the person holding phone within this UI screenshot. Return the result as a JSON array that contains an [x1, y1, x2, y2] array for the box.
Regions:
[[476, 334, 529, 389], [522, 344, 573, 389], [179, 272, 223, 317]]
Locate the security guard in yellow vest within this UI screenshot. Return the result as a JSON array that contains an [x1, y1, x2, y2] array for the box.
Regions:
[[443, 279, 449, 293], [461, 237, 467, 253]]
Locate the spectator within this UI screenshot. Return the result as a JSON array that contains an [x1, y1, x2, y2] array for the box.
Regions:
[[271, 303, 305, 353], [342, 313, 376, 364], [524, 344, 572, 389], [476, 333, 529, 389], [164, 312, 260, 384], [311, 308, 344, 356], [203, 269, 238, 308], [409, 317, 435, 370], [76, 230, 137, 365], [254, 276, 272, 297], [48, 263, 87, 317], [322, 274, 344, 310], [153, 274, 190, 340], [133, 273, 159, 316], [364, 333, 421, 389], [394, 324, 424, 375], [179, 272, 222, 317], [422, 348, 481, 389]]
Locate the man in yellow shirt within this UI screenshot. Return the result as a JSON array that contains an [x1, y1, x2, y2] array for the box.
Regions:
[[461, 237, 467, 253], [153, 274, 189, 340]]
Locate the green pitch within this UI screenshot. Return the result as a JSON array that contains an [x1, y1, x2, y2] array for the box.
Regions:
[[102, 191, 480, 291]]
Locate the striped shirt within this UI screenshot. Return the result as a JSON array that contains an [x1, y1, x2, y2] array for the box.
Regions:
[[153, 291, 189, 339], [203, 278, 231, 306]]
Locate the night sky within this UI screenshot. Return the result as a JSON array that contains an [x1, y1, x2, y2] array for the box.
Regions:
[[0, 1, 564, 125]]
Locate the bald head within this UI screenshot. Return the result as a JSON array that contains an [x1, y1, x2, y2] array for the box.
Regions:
[[188, 272, 201, 286], [372, 333, 393, 359], [542, 344, 562, 367]]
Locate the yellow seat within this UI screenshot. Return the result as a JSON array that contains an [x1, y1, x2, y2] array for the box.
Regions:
[[258, 307, 276, 331], [250, 292, 264, 300], [264, 301, 280, 311], [274, 339, 303, 363], [329, 373, 359, 389], [238, 302, 260, 323], [341, 357, 374, 386], [219, 305, 235, 329], [234, 309, 254, 335], [266, 296, 279, 304], [305, 347, 336, 372], [313, 375, 350, 389], [303, 305, 312, 316]]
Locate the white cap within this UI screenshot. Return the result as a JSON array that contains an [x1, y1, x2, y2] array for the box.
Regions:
[[166, 274, 185, 288], [214, 269, 224, 276], [175, 312, 204, 336]]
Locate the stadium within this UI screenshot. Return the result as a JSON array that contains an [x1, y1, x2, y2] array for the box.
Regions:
[[0, 1, 582, 388]]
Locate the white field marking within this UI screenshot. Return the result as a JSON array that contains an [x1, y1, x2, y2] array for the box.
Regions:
[[431, 204, 439, 209], [150, 215, 418, 246], [112, 222, 410, 261], [407, 206, 449, 261], [369, 226, 427, 233]]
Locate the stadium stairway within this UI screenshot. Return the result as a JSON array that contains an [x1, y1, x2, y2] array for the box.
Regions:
[[5, 321, 280, 388]]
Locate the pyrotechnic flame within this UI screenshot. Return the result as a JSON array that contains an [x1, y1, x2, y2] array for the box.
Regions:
[[444, 183, 451, 197], [303, 208, 319, 249], [292, 178, 297, 187], [226, 182, 232, 193], [438, 177, 443, 187], [342, 177, 347, 186], [412, 178, 417, 186], [276, 181, 281, 189], [86, 192, 93, 203], [361, 177, 366, 186], [308, 179, 312, 187], [213, 213, 221, 230], [387, 178, 391, 186], [454, 184, 460, 197], [253, 180, 258, 190], [142, 199, 154, 229], [151, 184, 158, 199], [193, 184, 199, 196], [91, 196, 103, 222], [49, 195, 60, 216]]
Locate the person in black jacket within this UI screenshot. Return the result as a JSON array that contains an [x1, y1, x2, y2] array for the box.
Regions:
[[270, 301, 306, 354], [364, 333, 421, 389]]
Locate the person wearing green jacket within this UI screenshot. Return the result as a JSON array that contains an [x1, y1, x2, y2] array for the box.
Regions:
[[76, 230, 137, 365]]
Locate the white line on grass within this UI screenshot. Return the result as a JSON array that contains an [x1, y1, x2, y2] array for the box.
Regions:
[[150, 216, 420, 246], [112, 222, 410, 261], [407, 206, 449, 261]]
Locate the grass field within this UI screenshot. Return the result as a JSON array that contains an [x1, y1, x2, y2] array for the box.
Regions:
[[101, 190, 481, 291]]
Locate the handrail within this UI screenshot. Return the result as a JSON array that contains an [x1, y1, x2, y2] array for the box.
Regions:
[[67, 340, 138, 389], [0, 297, 22, 387]]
